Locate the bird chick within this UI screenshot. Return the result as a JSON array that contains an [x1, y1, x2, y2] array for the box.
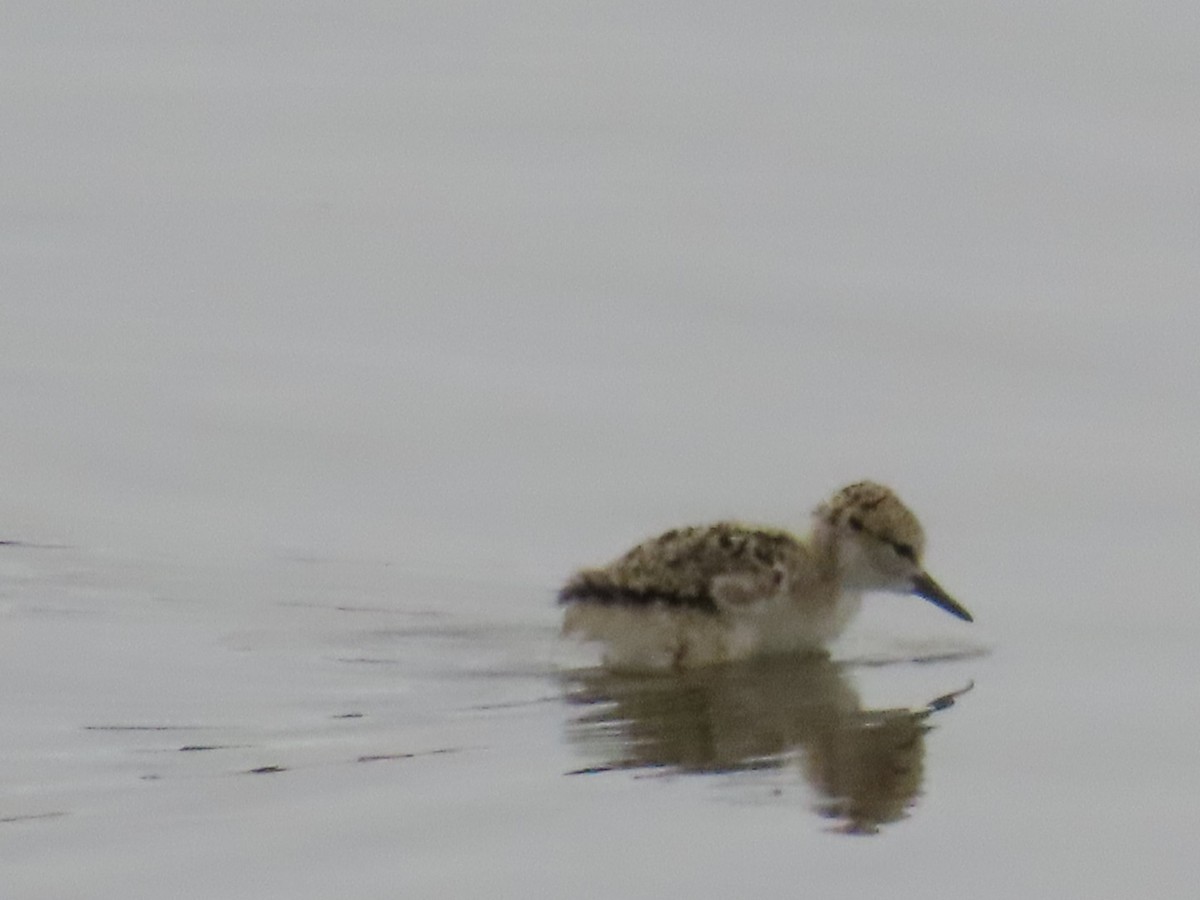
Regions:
[[559, 481, 972, 671]]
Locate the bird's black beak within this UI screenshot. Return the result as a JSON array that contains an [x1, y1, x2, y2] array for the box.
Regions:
[[911, 572, 973, 622]]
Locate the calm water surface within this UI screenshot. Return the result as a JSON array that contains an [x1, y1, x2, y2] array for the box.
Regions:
[[4, 545, 1195, 899]]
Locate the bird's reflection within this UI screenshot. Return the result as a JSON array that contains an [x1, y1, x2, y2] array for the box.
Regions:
[[562, 656, 971, 834]]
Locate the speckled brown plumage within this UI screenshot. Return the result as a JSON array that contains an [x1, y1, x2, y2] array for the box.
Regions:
[[558, 522, 809, 613]]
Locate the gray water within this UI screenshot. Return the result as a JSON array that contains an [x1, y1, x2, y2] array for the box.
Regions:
[[3, 3, 1199, 897]]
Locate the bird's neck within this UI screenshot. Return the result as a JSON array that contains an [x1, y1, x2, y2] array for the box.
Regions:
[[805, 523, 844, 587]]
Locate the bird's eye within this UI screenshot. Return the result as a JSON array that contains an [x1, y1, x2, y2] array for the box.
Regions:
[[893, 542, 916, 561], [847, 516, 864, 532]]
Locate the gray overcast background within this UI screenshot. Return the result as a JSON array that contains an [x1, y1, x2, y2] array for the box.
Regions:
[[6, 2, 1196, 572]]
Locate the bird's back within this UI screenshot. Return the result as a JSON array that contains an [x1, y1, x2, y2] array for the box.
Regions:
[[558, 522, 810, 614]]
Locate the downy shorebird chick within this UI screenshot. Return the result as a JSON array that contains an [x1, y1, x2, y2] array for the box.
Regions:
[[559, 481, 972, 671]]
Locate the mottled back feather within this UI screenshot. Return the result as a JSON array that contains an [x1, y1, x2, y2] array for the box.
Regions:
[[558, 522, 809, 614]]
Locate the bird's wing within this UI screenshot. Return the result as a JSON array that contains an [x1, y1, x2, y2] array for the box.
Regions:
[[559, 523, 807, 613]]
